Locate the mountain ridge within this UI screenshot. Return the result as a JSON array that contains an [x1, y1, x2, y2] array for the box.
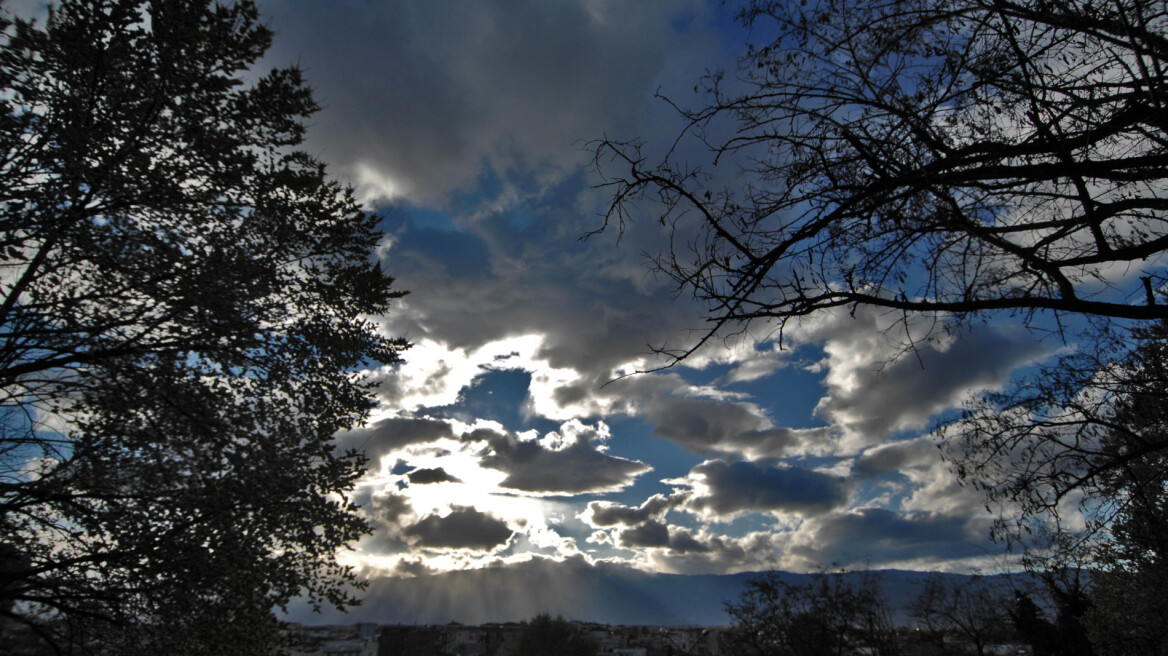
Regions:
[[287, 560, 1022, 626]]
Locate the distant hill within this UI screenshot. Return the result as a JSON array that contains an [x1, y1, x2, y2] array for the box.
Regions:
[[287, 558, 1023, 627]]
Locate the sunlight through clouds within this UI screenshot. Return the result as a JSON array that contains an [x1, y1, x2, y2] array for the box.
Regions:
[[245, 0, 1110, 623]]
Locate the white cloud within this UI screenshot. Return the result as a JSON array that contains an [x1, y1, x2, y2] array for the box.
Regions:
[[780, 308, 1053, 452], [374, 334, 544, 411]]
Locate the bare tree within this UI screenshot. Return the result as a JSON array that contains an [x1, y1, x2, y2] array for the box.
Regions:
[[943, 320, 1168, 654], [724, 568, 900, 656], [592, 0, 1168, 365], [908, 575, 1011, 656], [594, 1, 1168, 650]]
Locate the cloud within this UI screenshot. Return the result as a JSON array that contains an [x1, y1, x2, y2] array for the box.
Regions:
[[368, 266, 706, 422], [618, 521, 708, 553], [852, 436, 998, 519], [408, 467, 462, 485], [259, 0, 723, 205], [336, 416, 454, 461], [468, 420, 651, 495], [373, 336, 546, 412], [584, 492, 684, 527], [679, 459, 852, 518], [854, 437, 943, 477], [790, 309, 1051, 451], [634, 529, 796, 575], [788, 508, 992, 568], [366, 492, 415, 526], [645, 395, 836, 458], [403, 506, 514, 551], [355, 492, 418, 556]]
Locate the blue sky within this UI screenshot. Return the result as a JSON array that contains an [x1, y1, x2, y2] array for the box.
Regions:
[[244, 0, 1070, 612]]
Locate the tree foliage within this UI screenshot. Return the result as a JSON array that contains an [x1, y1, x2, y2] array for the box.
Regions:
[[593, 0, 1168, 363], [0, 1, 407, 653]]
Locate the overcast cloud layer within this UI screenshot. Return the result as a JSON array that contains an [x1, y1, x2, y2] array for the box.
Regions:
[[251, 0, 1063, 616]]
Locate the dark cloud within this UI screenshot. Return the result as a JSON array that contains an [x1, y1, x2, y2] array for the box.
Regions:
[[468, 424, 650, 494], [645, 396, 833, 458], [793, 508, 989, 566], [667, 529, 710, 554], [403, 506, 513, 551], [259, 0, 724, 205], [369, 253, 706, 405], [647, 397, 768, 452], [335, 416, 454, 460], [585, 493, 684, 527], [407, 467, 462, 485], [618, 521, 709, 553], [389, 558, 437, 578], [618, 519, 669, 548], [367, 492, 414, 526], [629, 528, 824, 576], [684, 460, 852, 517], [356, 492, 416, 556]]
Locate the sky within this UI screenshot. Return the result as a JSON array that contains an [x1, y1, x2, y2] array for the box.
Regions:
[[245, 0, 1065, 617]]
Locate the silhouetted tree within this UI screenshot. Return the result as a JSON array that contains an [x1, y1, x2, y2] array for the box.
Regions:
[[0, 1, 407, 654], [1009, 569, 1095, 656], [908, 575, 1010, 656], [592, 0, 1168, 363], [724, 568, 900, 656], [1083, 323, 1168, 655], [943, 321, 1168, 653], [508, 614, 599, 656], [1010, 592, 1058, 656], [593, 2, 1168, 650]]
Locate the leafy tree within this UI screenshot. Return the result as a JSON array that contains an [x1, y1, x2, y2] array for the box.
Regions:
[[591, 0, 1168, 364], [0, 1, 407, 654], [508, 614, 599, 656], [1008, 591, 1059, 656], [724, 569, 900, 656]]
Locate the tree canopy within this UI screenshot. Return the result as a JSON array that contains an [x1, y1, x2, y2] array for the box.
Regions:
[[0, 1, 407, 653]]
